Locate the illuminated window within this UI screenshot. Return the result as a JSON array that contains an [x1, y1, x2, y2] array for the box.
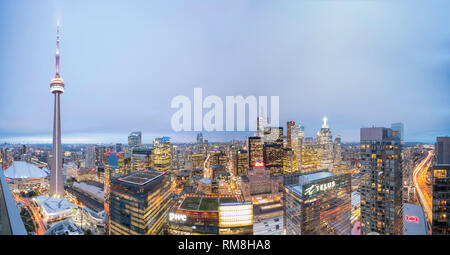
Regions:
[[434, 170, 447, 178]]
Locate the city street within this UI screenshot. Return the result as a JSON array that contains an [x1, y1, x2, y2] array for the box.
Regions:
[[13, 194, 46, 235], [412, 150, 433, 227]]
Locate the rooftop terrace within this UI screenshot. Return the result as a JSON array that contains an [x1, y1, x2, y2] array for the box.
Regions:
[[179, 196, 239, 212]]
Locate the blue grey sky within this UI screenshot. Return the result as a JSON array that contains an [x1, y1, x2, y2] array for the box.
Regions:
[[0, 0, 449, 144]]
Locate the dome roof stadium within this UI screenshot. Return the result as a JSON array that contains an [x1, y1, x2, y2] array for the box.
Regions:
[[4, 161, 50, 179]]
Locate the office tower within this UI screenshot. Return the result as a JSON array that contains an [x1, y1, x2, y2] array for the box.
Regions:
[[282, 148, 295, 173], [286, 121, 295, 148], [283, 171, 351, 235], [0, 170, 27, 234], [263, 127, 284, 175], [108, 170, 173, 235], [334, 135, 342, 168], [49, 24, 65, 198], [248, 137, 264, 168], [105, 151, 128, 234], [256, 115, 268, 137], [435, 136, 450, 164], [301, 138, 319, 173], [391, 123, 404, 145], [152, 137, 172, 171], [212, 152, 227, 167], [235, 149, 248, 176], [128, 131, 142, 148], [197, 132, 203, 145], [432, 136, 450, 234], [292, 125, 304, 172], [85, 145, 96, 169], [360, 127, 403, 235], [190, 153, 204, 169], [115, 143, 122, 153], [317, 117, 333, 172], [131, 147, 152, 172], [95, 146, 106, 167], [21, 145, 26, 155], [108, 152, 126, 176]]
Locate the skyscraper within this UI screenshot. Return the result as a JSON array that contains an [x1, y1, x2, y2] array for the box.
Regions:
[[263, 127, 284, 175], [85, 145, 96, 169], [248, 137, 264, 168], [49, 24, 65, 198], [197, 132, 203, 145], [286, 121, 295, 149], [333, 135, 342, 168], [235, 149, 248, 176], [131, 147, 153, 172], [291, 124, 304, 172], [256, 115, 268, 137], [152, 137, 172, 171], [128, 131, 142, 149], [108, 170, 173, 235], [283, 171, 351, 235], [317, 117, 333, 172], [115, 143, 122, 153], [432, 136, 450, 234], [391, 123, 404, 145], [360, 127, 403, 235]]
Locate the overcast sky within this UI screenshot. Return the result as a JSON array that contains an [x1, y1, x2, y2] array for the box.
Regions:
[[0, 0, 449, 144]]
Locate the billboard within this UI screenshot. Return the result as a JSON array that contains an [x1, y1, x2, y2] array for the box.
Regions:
[[218, 202, 253, 227]]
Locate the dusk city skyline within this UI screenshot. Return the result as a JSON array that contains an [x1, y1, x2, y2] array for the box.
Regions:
[[1, 0, 449, 242], [1, 0, 449, 144]]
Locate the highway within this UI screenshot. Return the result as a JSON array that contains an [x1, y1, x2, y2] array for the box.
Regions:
[[412, 150, 433, 227], [13, 194, 47, 235]]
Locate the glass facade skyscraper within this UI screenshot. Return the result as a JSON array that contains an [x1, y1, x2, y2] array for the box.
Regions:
[[128, 131, 142, 149], [108, 170, 173, 235], [152, 137, 172, 171], [360, 127, 403, 235], [131, 147, 152, 172], [283, 171, 351, 235], [432, 136, 450, 234]]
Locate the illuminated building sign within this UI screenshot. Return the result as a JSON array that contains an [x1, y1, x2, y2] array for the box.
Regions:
[[405, 215, 419, 223], [218, 203, 253, 227], [169, 213, 187, 222], [304, 181, 336, 197], [254, 161, 265, 168]]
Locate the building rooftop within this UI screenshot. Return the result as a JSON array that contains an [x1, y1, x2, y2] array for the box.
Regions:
[[178, 196, 238, 212], [45, 218, 83, 235], [118, 170, 164, 186], [35, 195, 76, 216], [4, 161, 50, 179], [199, 178, 212, 185], [287, 171, 336, 197], [73, 182, 104, 202], [351, 191, 361, 208], [403, 203, 428, 235]]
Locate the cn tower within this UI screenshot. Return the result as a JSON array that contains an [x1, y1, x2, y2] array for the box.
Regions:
[[49, 23, 65, 198]]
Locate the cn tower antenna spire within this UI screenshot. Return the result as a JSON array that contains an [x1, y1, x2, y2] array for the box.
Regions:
[[55, 21, 60, 78]]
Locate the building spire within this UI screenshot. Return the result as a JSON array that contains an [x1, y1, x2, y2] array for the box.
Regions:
[[322, 116, 328, 128], [55, 21, 60, 78]]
